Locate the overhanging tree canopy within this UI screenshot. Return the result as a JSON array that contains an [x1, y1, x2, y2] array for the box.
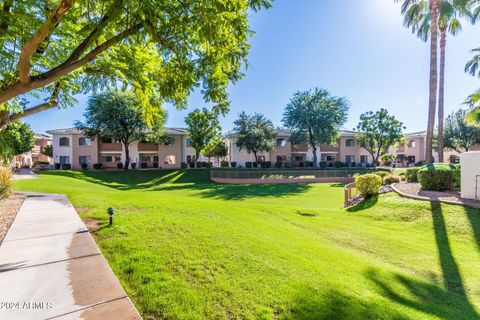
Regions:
[[0, 0, 271, 130]]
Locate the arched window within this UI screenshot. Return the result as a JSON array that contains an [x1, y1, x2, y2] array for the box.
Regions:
[[59, 137, 70, 146], [345, 139, 355, 147], [78, 137, 91, 146]]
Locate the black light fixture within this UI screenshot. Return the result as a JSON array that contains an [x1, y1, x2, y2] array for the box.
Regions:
[[107, 207, 115, 226]]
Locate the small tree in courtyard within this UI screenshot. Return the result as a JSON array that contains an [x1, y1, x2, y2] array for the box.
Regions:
[[444, 108, 480, 152], [185, 108, 220, 162], [233, 112, 276, 163], [355, 108, 405, 166], [0, 121, 35, 161], [75, 90, 165, 170], [282, 88, 349, 166], [203, 139, 228, 163]]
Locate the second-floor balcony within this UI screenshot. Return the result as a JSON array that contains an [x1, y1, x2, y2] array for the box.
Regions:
[[99, 143, 122, 152], [138, 142, 158, 152]]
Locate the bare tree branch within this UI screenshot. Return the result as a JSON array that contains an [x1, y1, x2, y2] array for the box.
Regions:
[[18, 0, 74, 84]]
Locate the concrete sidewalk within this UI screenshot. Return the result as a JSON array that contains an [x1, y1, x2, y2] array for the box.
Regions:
[[0, 193, 142, 320]]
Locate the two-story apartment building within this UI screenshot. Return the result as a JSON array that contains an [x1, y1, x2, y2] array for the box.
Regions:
[[13, 133, 53, 168], [226, 130, 461, 168], [47, 128, 198, 170]]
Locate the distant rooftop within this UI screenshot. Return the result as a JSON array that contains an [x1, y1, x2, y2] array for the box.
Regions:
[[46, 127, 188, 135]]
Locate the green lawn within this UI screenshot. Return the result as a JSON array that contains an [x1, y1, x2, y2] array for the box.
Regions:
[[13, 170, 480, 320]]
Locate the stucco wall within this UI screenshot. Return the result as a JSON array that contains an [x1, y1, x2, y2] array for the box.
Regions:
[[460, 151, 480, 200]]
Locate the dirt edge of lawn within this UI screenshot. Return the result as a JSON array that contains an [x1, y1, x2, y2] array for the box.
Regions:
[[0, 193, 25, 245]]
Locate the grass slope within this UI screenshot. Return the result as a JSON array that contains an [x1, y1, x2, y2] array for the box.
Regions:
[[14, 170, 480, 320]]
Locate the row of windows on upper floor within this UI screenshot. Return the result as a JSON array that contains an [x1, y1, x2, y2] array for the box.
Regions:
[[58, 136, 180, 147], [343, 139, 417, 148]]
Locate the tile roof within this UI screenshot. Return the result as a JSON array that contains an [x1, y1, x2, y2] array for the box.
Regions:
[[46, 127, 189, 135]]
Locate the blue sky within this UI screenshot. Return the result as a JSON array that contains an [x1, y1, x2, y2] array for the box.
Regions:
[[24, 0, 480, 134]]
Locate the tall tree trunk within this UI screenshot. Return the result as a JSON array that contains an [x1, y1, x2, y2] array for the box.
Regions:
[[124, 141, 130, 171], [426, 0, 440, 164], [438, 29, 446, 163], [195, 150, 200, 164], [312, 145, 318, 167], [253, 152, 258, 164]]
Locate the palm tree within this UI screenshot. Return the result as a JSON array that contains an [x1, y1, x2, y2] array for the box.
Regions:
[[397, 0, 441, 163], [465, 48, 480, 125]]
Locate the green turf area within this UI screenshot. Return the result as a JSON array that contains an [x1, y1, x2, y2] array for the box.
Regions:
[[13, 170, 480, 319]]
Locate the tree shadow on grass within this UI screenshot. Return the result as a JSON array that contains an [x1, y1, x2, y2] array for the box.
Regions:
[[464, 206, 480, 252], [282, 284, 408, 320], [346, 196, 379, 212], [43, 169, 209, 190], [155, 182, 313, 200], [367, 201, 480, 320]]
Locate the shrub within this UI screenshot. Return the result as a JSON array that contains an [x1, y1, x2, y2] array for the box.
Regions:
[[153, 162, 159, 168], [220, 161, 229, 168], [181, 162, 188, 169], [189, 162, 195, 168], [196, 162, 202, 168], [275, 162, 282, 169], [253, 162, 258, 168], [299, 162, 304, 167], [334, 161, 344, 168], [201, 161, 209, 168], [320, 161, 327, 168], [208, 162, 213, 168], [373, 171, 389, 178], [61, 163, 71, 170], [383, 174, 401, 185], [285, 162, 291, 168], [140, 162, 147, 169], [0, 167, 12, 200], [418, 163, 454, 191], [231, 162, 237, 168], [93, 163, 103, 170], [350, 162, 356, 167], [117, 163, 124, 170], [264, 161, 272, 168], [54, 163, 61, 170], [81, 163, 88, 170], [130, 162, 137, 169], [406, 167, 422, 183], [452, 166, 461, 189], [355, 174, 382, 198], [246, 162, 252, 168]]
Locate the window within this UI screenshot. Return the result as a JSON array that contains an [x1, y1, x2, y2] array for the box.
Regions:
[[59, 156, 70, 164], [187, 155, 193, 163], [101, 156, 113, 163], [78, 137, 92, 146], [115, 156, 121, 162], [360, 155, 368, 164], [153, 156, 159, 162], [79, 156, 91, 164], [276, 138, 287, 147], [186, 138, 193, 147], [276, 155, 287, 162], [294, 155, 303, 162], [101, 137, 112, 144], [321, 155, 337, 162], [165, 137, 175, 146], [140, 155, 151, 162], [114, 138, 122, 144], [164, 155, 176, 165], [345, 139, 355, 147], [257, 156, 266, 163], [345, 155, 355, 163], [408, 140, 416, 148], [59, 137, 69, 146]]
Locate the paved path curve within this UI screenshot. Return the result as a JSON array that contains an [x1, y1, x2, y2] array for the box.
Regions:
[[0, 193, 142, 320]]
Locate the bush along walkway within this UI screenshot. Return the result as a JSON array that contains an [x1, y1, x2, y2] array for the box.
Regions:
[[0, 192, 142, 320]]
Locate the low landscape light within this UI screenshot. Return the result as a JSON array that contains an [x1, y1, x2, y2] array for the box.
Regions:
[[107, 207, 115, 226]]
